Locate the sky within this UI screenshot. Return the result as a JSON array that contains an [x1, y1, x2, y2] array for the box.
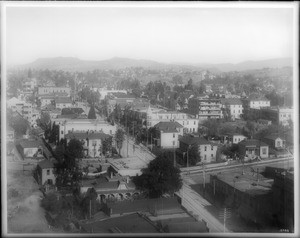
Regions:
[[4, 2, 296, 65]]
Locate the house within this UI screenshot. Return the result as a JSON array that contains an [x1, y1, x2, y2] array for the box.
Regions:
[[146, 105, 198, 133], [179, 135, 218, 164], [38, 86, 71, 96], [55, 97, 73, 109], [262, 135, 285, 149], [222, 98, 243, 120], [238, 139, 269, 160], [16, 139, 44, 159], [222, 133, 247, 145], [153, 121, 184, 148], [260, 107, 293, 126], [243, 95, 270, 109], [65, 131, 112, 158], [57, 118, 117, 141], [36, 159, 56, 186], [188, 97, 223, 122], [81, 174, 137, 203]]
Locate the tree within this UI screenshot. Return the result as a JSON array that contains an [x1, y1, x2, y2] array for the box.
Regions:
[[88, 105, 97, 119], [202, 119, 220, 137], [67, 138, 84, 159], [187, 145, 201, 166], [132, 153, 182, 198], [115, 128, 125, 155], [102, 136, 113, 157], [8, 112, 28, 136], [37, 112, 51, 131], [53, 141, 83, 192]]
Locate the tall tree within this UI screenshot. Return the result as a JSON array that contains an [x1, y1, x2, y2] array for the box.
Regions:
[[115, 128, 125, 155], [102, 136, 113, 157], [132, 153, 182, 198], [37, 112, 51, 131], [87, 105, 97, 119], [67, 138, 84, 159]]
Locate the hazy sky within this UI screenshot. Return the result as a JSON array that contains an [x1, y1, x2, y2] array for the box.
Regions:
[[5, 2, 296, 65]]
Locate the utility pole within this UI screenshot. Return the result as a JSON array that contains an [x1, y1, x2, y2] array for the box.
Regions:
[[90, 199, 92, 219], [173, 145, 176, 167]]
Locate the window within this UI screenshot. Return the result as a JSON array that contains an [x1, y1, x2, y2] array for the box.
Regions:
[[262, 148, 267, 154], [211, 146, 213, 150], [204, 155, 207, 160], [173, 141, 175, 146], [47, 170, 50, 175], [211, 154, 213, 158], [173, 133, 175, 138], [194, 121, 196, 125], [110, 130, 112, 134], [61, 131, 63, 134], [204, 146, 207, 151]]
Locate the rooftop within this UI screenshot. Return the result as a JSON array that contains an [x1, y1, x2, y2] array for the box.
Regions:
[[107, 197, 181, 216], [154, 121, 183, 133], [110, 157, 148, 171], [38, 159, 54, 169], [179, 135, 211, 146], [80, 212, 159, 233], [65, 132, 111, 140], [215, 169, 273, 196], [81, 176, 136, 191], [238, 139, 268, 147]]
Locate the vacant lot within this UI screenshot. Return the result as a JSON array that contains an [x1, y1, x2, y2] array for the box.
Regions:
[[6, 170, 55, 233]]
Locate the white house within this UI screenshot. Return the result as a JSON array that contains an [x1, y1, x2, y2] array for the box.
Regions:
[[146, 105, 198, 133], [154, 121, 184, 149], [37, 159, 56, 186], [222, 133, 247, 145], [247, 95, 270, 109], [222, 98, 243, 120], [58, 118, 117, 141]]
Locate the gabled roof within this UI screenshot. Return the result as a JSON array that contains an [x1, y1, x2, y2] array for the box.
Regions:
[[154, 121, 183, 133], [179, 135, 212, 146], [65, 132, 111, 140], [238, 139, 268, 147], [38, 159, 54, 169]]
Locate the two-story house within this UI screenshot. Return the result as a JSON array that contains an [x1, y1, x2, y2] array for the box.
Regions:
[[179, 135, 218, 164]]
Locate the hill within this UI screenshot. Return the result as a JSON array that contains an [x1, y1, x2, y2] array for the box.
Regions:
[[10, 56, 293, 73], [197, 57, 293, 72]]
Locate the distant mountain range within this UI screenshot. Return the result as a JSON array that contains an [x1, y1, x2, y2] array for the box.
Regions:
[[10, 56, 293, 73], [196, 57, 293, 72]]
